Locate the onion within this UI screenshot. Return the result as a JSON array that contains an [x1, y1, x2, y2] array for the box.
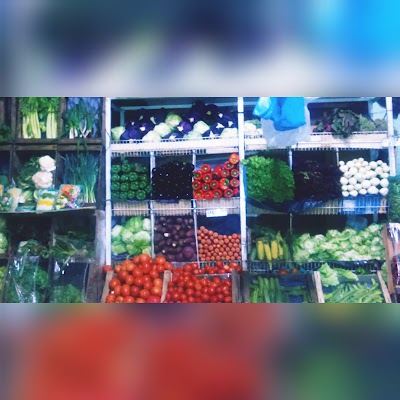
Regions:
[[361, 180, 371, 189], [349, 167, 358, 176], [339, 161, 345, 166], [341, 185, 348, 191], [340, 177, 349, 185], [382, 164, 390, 173], [368, 186, 379, 195], [355, 173, 365, 183], [369, 161, 377, 169], [377, 160, 383, 165], [339, 165, 349, 173], [348, 177, 357, 186], [342, 191, 350, 197], [344, 171, 353, 179], [347, 161, 355, 168], [354, 184, 362, 191], [354, 162, 362, 169], [380, 178, 389, 188], [347, 185, 354, 192], [359, 189, 367, 195], [370, 177, 380, 187], [349, 190, 358, 197], [381, 173, 390, 179], [379, 187, 389, 196]]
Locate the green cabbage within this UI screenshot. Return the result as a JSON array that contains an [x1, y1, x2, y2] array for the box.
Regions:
[[111, 225, 123, 239], [125, 217, 143, 233], [153, 123, 171, 138], [318, 264, 340, 287], [111, 126, 125, 141], [111, 242, 126, 255], [165, 113, 182, 128], [142, 218, 151, 232]]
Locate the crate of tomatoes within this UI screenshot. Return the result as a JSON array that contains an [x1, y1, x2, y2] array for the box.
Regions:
[[162, 261, 242, 303], [102, 254, 174, 303]]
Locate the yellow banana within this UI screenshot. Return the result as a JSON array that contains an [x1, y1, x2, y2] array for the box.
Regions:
[[256, 240, 265, 261], [264, 242, 272, 261], [271, 240, 279, 260]]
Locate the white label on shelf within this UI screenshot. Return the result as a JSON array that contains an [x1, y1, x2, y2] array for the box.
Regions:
[[206, 208, 228, 218], [343, 199, 356, 211]]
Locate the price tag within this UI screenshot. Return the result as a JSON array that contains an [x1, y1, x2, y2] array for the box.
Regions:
[[206, 208, 228, 218], [343, 199, 356, 211]]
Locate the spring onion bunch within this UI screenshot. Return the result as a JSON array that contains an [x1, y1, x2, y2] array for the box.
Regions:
[[63, 153, 99, 204]]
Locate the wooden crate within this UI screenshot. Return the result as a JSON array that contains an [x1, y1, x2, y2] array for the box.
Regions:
[[315, 271, 391, 303], [242, 271, 320, 303], [101, 269, 171, 303]]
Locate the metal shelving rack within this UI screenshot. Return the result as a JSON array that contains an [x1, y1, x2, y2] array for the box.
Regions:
[[105, 98, 247, 268]]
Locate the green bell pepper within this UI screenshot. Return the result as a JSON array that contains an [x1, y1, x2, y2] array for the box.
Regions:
[[120, 183, 130, 192], [119, 192, 128, 200], [145, 186, 152, 195], [129, 172, 138, 182], [111, 173, 120, 182], [127, 191, 136, 200], [121, 163, 131, 173], [130, 182, 139, 191], [138, 174, 149, 182], [112, 165, 121, 174], [120, 175, 129, 182], [111, 182, 120, 192], [136, 190, 146, 201], [138, 180, 149, 190]]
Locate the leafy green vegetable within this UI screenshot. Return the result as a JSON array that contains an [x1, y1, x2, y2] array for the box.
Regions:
[[0, 123, 12, 143], [51, 284, 83, 303], [243, 156, 294, 203], [324, 280, 384, 303], [318, 264, 340, 287], [16, 157, 41, 191]]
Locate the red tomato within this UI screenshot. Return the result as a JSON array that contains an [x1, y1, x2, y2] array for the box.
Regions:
[[140, 289, 150, 299], [139, 253, 151, 264], [209, 268, 218, 274], [201, 293, 210, 302], [149, 270, 159, 279], [172, 292, 180, 302], [164, 262, 173, 271], [114, 286, 122, 296], [168, 281, 174, 288], [130, 286, 140, 297], [278, 269, 288, 275], [155, 255, 166, 265], [103, 265, 113, 273], [216, 260, 223, 267], [142, 264, 152, 275], [114, 265, 122, 274], [147, 296, 161, 303], [194, 283, 202, 291], [177, 280, 185, 288], [205, 266, 211, 273], [156, 265, 165, 273], [216, 287, 222, 294], [188, 296, 196, 303], [151, 286, 162, 296], [123, 296, 135, 303], [165, 293, 171, 301], [195, 290, 202, 298], [134, 277, 144, 287], [210, 295, 218, 303], [115, 296, 124, 303], [132, 267, 143, 278], [124, 262, 134, 272], [217, 294, 224, 302], [186, 281, 195, 289], [186, 288, 195, 297], [213, 277, 221, 284], [202, 287, 209, 294], [142, 275, 151, 284], [143, 282, 154, 291], [217, 269, 225, 274], [136, 298, 146, 303], [176, 287, 184, 294], [208, 287, 215, 295], [125, 275, 134, 286], [196, 298, 203, 303], [121, 284, 131, 297], [105, 294, 116, 303], [183, 264, 192, 272], [132, 255, 140, 264], [200, 278, 209, 287], [225, 280, 232, 288], [118, 271, 129, 283], [180, 294, 187, 302], [224, 296, 232, 303], [109, 278, 121, 290], [154, 278, 163, 287]]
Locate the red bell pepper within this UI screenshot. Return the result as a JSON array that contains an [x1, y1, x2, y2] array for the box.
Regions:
[[204, 191, 213, 200], [224, 189, 234, 198], [203, 173, 212, 183], [221, 169, 230, 178], [219, 178, 230, 191], [201, 164, 212, 173], [192, 181, 202, 190], [213, 164, 223, 176], [229, 153, 240, 165], [233, 188, 240, 197], [230, 169, 239, 178], [224, 161, 234, 170], [194, 190, 204, 200], [193, 170, 202, 180], [212, 189, 223, 199], [230, 178, 240, 188], [210, 180, 219, 189], [202, 183, 210, 192]]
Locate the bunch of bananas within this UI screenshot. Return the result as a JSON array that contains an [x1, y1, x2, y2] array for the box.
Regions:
[[251, 232, 290, 262]]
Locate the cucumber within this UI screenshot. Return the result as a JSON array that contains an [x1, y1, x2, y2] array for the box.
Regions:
[[269, 277, 275, 303], [275, 278, 282, 303]]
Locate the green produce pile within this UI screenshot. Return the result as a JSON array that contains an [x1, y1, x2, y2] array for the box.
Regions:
[[388, 176, 400, 222], [317, 263, 384, 303], [0, 265, 7, 299], [242, 156, 294, 203], [292, 224, 384, 262], [0, 123, 12, 143], [250, 275, 312, 303], [16, 156, 40, 192], [112, 216, 151, 258], [51, 231, 94, 265], [4, 258, 50, 303], [0, 217, 7, 254], [51, 284, 83, 303], [111, 159, 151, 201]]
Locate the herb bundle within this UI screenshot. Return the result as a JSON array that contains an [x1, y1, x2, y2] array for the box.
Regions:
[[63, 152, 99, 204], [65, 98, 98, 139]]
